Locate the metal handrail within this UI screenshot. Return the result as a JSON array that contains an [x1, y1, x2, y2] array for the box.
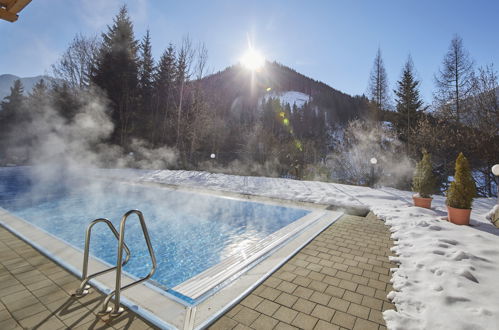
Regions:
[[99, 210, 157, 316], [74, 218, 131, 297]]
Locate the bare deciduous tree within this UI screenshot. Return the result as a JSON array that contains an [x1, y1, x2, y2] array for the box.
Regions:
[[194, 42, 208, 80], [469, 64, 499, 131], [469, 64, 499, 196], [51, 34, 100, 89], [434, 35, 474, 123], [175, 36, 195, 147], [368, 48, 390, 114]]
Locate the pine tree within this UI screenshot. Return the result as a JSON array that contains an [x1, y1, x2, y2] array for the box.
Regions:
[[138, 29, 155, 140], [434, 35, 474, 123], [28, 79, 49, 110], [91, 5, 139, 146], [153, 45, 177, 146], [51, 82, 80, 121], [368, 48, 390, 116], [412, 150, 436, 198], [394, 56, 425, 152], [446, 153, 476, 209], [1, 79, 25, 114], [17, 79, 50, 162], [138, 30, 154, 94], [0, 80, 26, 154]]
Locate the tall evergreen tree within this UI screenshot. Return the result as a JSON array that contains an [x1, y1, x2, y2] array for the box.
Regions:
[[19, 79, 50, 161], [153, 45, 177, 146], [138, 30, 154, 93], [138, 29, 155, 139], [0, 80, 26, 154], [27, 79, 49, 108], [51, 82, 81, 121], [91, 5, 139, 147], [434, 35, 474, 123], [1, 79, 25, 114], [393, 56, 425, 153], [368, 48, 390, 116]]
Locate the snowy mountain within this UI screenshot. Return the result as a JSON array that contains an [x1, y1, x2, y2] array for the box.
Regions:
[[197, 61, 369, 125], [262, 91, 311, 108], [0, 74, 53, 100]]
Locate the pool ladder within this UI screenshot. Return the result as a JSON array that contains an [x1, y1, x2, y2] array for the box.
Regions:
[[73, 210, 157, 317]]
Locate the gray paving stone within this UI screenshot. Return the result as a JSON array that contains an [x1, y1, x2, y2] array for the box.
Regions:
[[292, 312, 319, 330], [274, 305, 298, 323], [251, 313, 279, 330]]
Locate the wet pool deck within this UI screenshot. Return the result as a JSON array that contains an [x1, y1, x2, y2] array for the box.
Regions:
[[0, 213, 395, 330]]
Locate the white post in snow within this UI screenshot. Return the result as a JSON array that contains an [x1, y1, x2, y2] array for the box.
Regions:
[[370, 157, 378, 188], [492, 164, 499, 205]]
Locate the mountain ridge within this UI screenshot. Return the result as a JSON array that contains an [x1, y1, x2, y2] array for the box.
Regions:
[[0, 74, 53, 100], [197, 61, 369, 125]]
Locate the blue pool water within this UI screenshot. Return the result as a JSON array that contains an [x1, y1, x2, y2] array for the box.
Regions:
[[0, 167, 309, 300]]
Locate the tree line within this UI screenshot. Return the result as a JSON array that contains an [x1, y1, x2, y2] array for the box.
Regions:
[[0, 6, 342, 177], [364, 36, 498, 196]]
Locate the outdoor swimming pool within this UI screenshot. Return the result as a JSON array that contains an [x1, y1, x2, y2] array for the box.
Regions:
[[0, 167, 313, 301], [0, 167, 344, 328]]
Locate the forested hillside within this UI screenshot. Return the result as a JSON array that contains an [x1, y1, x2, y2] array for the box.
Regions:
[[0, 5, 497, 197]]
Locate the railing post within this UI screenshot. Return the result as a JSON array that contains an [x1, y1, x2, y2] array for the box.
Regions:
[[97, 210, 157, 317], [110, 213, 127, 316], [74, 219, 130, 298]]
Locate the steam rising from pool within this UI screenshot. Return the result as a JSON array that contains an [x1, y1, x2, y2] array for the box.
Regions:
[[0, 86, 179, 207]]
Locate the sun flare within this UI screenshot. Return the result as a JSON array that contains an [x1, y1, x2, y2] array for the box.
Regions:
[[241, 48, 265, 71]]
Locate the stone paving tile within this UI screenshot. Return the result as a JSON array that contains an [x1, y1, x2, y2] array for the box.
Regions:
[[0, 227, 158, 330], [251, 314, 279, 330], [274, 305, 298, 324], [209, 214, 396, 330]]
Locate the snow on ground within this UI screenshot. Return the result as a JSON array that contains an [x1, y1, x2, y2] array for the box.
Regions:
[[374, 188, 499, 330], [105, 169, 499, 330]]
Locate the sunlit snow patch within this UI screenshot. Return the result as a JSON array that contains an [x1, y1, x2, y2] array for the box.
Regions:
[[262, 91, 311, 108]]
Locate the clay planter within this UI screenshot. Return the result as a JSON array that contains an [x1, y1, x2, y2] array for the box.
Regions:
[[447, 205, 472, 225], [413, 195, 433, 209]]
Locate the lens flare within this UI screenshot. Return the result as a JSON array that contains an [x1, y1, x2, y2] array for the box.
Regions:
[[241, 49, 265, 71]]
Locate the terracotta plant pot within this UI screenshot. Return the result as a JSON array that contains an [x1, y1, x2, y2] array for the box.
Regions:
[[413, 195, 433, 209], [447, 205, 472, 225]]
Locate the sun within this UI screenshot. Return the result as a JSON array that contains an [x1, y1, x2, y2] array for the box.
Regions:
[[241, 48, 265, 71]]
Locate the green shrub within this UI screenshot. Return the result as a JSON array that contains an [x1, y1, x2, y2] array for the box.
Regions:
[[412, 150, 436, 198], [446, 153, 476, 209]]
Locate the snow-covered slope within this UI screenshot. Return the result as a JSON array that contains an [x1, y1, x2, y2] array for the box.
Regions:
[[262, 90, 311, 108], [100, 168, 499, 330]]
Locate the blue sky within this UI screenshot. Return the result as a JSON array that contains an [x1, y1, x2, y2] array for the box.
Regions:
[[1, 0, 498, 103]]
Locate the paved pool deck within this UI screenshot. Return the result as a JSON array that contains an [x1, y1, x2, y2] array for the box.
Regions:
[[0, 227, 156, 330], [208, 213, 395, 330], [0, 213, 395, 330]]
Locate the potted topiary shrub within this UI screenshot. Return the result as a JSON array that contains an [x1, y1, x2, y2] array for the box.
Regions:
[[412, 150, 436, 209], [446, 153, 476, 225]]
